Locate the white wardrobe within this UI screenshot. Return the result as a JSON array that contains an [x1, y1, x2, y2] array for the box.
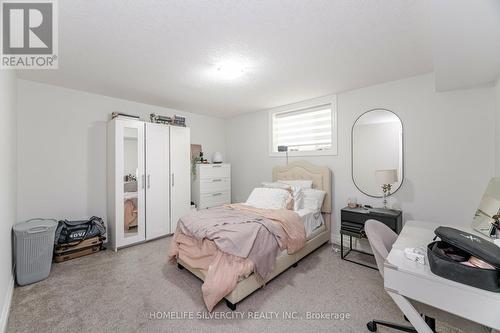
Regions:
[[107, 119, 190, 251]]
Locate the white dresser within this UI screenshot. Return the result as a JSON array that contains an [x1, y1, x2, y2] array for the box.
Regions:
[[192, 164, 231, 209]]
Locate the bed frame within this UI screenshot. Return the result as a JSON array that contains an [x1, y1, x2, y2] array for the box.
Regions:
[[177, 160, 332, 310]]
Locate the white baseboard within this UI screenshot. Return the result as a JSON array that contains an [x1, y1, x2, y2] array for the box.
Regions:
[[0, 275, 14, 333]]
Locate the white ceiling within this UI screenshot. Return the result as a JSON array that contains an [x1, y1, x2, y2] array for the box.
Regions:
[[18, 0, 435, 117], [431, 0, 500, 91]]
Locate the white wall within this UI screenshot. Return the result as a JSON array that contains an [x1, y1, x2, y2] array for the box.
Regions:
[[17, 80, 227, 222], [226, 74, 496, 242], [496, 78, 500, 177], [0, 71, 17, 332]]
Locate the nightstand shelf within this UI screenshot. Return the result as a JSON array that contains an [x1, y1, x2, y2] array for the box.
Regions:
[[340, 207, 402, 270]]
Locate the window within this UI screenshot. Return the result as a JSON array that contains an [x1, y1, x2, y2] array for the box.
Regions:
[[269, 96, 337, 156]]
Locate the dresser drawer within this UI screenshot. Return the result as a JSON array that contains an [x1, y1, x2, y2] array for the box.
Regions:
[[341, 211, 368, 224], [199, 191, 231, 209], [199, 177, 230, 193], [198, 164, 230, 179], [341, 210, 399, 232]]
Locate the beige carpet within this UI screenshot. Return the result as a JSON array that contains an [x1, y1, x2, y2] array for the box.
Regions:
[[7, 237, 462, 333]]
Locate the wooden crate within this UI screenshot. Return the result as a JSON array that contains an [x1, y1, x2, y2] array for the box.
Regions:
[[54, 236, 105, 254], [53, 244, 103, 263]]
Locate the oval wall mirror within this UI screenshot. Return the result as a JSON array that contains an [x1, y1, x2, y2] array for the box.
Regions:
[[352, 109, 404, 198]]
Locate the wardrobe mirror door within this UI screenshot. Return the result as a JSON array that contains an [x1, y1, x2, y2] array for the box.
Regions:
[[352, 109, 404, 198], [123, 127, 139, 237]]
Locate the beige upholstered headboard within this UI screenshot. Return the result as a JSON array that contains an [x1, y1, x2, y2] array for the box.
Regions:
[[272, 161, 332, 213]]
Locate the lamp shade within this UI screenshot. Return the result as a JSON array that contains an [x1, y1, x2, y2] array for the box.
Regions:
[[375, 169, 398, 185], [212, 152, 223, 163]]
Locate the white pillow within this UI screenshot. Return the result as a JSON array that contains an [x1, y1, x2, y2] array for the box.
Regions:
[[246, 188, 291, 210], [302, 189, 327, 213], [279, 180, 313, 190], [261, 182, 303, 210]]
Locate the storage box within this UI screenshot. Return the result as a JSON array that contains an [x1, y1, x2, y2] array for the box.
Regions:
[[53, 236, 105, 263], [54, 236, 105, 253], [54, 245, 103, 263]]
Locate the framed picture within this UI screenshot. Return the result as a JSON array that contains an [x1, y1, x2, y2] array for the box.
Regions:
[[191, 144, 202, 161]]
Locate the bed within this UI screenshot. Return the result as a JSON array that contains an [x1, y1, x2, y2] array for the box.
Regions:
[[175, 160, 332, 310]]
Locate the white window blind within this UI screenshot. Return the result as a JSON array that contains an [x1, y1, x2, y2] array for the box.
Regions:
[[272, 104, 333, 152]]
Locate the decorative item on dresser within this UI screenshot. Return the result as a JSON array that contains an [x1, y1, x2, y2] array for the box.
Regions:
[[107, 119, 191, 251], [212, 151, 223, 164], [340, 206, 402, 269], [375, 169, 398, 209], [192, 164, 231, 209], [190, 144, 202, 161]]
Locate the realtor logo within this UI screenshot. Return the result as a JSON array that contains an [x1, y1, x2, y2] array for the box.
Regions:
[[1, 0, 58, 69]]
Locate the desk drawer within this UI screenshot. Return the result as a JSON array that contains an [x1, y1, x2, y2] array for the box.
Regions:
[[341, 211, 368, 224], [341, 221, 364, 233], [341, 211, 397, 231], [341, 222, 365, 238]]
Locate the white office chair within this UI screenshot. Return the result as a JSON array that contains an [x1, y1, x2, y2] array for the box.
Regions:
[[364, 219, 488, 333]]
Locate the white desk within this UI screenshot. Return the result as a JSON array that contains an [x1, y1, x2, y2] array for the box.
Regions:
[[384, 220, 500, 333]]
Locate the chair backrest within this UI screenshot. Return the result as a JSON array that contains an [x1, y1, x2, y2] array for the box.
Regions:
[[364, 219, 399, 278]]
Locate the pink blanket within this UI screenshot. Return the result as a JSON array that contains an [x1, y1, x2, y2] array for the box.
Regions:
[[168, 204, 305, 311]]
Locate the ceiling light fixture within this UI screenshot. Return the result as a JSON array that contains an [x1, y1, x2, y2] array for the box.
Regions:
[[210, 59, 248, 81]]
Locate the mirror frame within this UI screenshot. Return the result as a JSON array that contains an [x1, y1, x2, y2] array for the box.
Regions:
[[351, 108, 405, 198], [471, 178, 500, 238]]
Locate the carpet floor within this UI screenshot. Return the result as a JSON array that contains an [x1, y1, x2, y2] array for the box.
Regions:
[[7, 237, 462, 333]]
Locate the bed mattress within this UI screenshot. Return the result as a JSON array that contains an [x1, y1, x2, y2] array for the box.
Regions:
[[296, 208, 324, 238], [275, 210, 325, 258]]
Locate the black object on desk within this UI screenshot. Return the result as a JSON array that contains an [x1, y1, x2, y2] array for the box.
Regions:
[[340, 206, 403, 270]]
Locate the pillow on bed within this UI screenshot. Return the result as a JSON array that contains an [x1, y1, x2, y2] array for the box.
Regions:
[[302, 188, 327, 213], [260, 181, 289, 190], [279, 180, 313, 190], [246, 187, 292, 210], [261, 182, 303, 210]]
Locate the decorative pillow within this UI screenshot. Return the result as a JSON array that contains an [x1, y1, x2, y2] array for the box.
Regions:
[[279, 180, 313, 190], [246, 187, 292, 210], [302, 189, 327, 213], [261, 181, 303, 210], [290, 186, 304, 211]]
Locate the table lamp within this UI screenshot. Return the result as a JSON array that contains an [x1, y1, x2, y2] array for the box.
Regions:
[[375, 169, 398, 209]]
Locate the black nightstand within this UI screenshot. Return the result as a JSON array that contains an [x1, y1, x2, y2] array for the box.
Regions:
[[340, 207, 402, 269]]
